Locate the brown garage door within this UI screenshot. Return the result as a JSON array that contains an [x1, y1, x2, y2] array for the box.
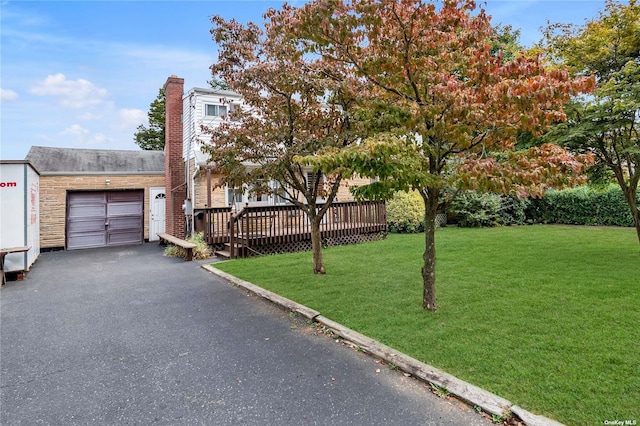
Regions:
[[66, 190, 144, 250]]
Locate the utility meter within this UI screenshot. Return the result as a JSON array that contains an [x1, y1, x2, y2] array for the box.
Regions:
[[182, 199, 193, 216]]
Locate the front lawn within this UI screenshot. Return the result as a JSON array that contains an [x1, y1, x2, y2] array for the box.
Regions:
[[213, 226, 639, 425]]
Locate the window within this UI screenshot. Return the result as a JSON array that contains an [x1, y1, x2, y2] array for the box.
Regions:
[[229, 103, 241, 121], [271, 181, 289, 205], [226, 187, 243, 207], [226, 184, 268, 209], [205, 104, 228, 117], [248, 178, 269, 203]]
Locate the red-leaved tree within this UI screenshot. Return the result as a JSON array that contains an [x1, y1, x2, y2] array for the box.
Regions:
[[204, 8, 361, 274], [288, 0, 595, 310]]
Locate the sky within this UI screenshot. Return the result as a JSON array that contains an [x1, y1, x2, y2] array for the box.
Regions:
[[0, 0, 616, 160]]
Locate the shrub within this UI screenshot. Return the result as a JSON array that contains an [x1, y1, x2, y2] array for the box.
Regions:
[[449, 191, 502, 227], [164, 232, 212, 260], [526, 185, 637, 226], [498, 195, 531, 226], [448, 191, 530, 228], [386, 191, 425, 233]]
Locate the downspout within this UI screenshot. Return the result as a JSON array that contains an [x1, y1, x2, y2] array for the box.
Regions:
[[191, 166, 198, 235], [206, 166, 212, 208]]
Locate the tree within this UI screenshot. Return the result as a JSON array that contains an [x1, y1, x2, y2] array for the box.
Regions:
[[204, 8, 361, 274], [491, 24, 523, 63], [290, 0, 594, 310], [543, 0, 640, 245], [134, 88, 165, 151]]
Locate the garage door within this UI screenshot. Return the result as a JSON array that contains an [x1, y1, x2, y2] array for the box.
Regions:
[[66, 191, 144, 250]]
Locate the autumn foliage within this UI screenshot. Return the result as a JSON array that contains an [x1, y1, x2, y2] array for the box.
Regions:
[[206, 8, 360, 275], [206, 0, 596, 310], [286, 0, 595, 310]]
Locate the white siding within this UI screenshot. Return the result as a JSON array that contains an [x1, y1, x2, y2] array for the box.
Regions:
[[182, 88, 243, 161], [182, 92, 194, 160]]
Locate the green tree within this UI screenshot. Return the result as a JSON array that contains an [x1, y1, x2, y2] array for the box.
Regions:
[[491, 24, 523, 62], [134, 88, 165, 151], [292, 0, 594, 310], [543, 0, 640, 245]]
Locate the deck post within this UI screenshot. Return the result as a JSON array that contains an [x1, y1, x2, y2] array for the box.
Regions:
[[229, 213, 236, 259]]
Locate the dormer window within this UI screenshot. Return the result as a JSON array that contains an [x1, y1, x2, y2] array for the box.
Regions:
[[205, 104, 227, 117]]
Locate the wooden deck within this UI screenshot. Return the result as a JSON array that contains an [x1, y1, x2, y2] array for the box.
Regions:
[[194, 201, 387, 258]]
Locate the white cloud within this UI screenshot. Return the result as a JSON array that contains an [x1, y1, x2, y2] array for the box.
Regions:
[[78, 112, 103, 121], [1, 88, 19, 101], [30, 73, 109, 108], [61, 124, 109, 147], [61, 124, 89, 137], [118, 108, 147, 129]]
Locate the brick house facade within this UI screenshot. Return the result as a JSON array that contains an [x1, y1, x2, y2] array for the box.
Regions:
[[26, 147, 165, 249]]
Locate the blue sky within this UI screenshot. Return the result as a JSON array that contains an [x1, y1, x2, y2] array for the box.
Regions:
[[0, 0, 615, 160]]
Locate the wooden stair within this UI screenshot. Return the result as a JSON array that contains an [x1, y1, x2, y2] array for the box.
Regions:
[[215, 242, 247, 259]]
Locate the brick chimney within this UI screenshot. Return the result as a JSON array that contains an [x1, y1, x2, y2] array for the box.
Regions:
[[164, 75, 186, 238]]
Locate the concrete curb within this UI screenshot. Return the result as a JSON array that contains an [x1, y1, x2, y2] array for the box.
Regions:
[[202, 264, 566, 426], [316, 314, 511, 417], [511, 406, 566, 426], [201, 265, 320, 320]]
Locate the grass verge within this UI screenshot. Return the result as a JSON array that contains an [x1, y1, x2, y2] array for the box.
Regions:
[[213, 225, 639, 425]]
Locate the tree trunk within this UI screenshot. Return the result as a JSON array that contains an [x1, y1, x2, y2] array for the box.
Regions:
[[309, 212, 326, 274], [421, 186, 440, 311], [622, 186, 640, 247]]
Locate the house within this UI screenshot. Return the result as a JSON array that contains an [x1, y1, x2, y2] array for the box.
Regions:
[[162, 75, 386, 257], [7, 75, 383, 257], [25, 146, 165, 250]]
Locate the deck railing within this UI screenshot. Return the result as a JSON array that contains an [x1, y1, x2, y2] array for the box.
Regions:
[[194, 200, 386, 257], [193, 206, 232, 245]]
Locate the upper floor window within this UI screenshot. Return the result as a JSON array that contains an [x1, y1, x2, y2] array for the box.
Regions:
[[205, 104, 227, 117]]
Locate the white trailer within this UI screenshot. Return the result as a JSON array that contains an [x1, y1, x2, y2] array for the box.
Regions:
[[0, 161, 40, 275]]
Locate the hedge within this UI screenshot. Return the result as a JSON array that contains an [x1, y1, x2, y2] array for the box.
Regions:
[[388, 186, 637, 230], [526, 185, 638, 227]]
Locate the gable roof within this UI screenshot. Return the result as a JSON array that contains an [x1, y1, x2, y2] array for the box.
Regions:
[[25, 146, 165, 176]]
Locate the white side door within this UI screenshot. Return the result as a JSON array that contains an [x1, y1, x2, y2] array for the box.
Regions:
[[149, 187, 166, 241]]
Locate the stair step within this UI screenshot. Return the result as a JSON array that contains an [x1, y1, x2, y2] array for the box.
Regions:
[[215, 250, 231, 259]]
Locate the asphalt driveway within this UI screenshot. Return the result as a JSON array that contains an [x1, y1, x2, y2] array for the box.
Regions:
[[1, 243, 488, 425]]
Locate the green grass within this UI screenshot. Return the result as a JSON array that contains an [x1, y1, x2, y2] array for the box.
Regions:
[[213, 226, 640, 426]]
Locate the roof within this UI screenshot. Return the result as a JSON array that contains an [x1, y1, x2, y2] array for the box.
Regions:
[[25, 146, 165, 175], [185, 87, 242, 99]]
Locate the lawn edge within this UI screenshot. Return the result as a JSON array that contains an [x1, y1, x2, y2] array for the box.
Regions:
[[202, 263, 566, 426]]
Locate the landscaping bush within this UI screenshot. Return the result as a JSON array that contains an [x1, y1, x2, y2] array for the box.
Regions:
[[164, 232, 212, 260], [448, 191, 530, 227], [389, 189, 532, 230], [386, 190, 425, 233], [497, 194, 530, 226], [449, 191, 502, 227], [526, 185, 637, 226]]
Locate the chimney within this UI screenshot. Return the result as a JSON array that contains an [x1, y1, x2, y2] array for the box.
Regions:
[[164, 75, 186, 238]]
